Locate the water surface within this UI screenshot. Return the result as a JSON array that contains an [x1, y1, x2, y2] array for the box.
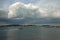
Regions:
[[0, 26, 60, 40]]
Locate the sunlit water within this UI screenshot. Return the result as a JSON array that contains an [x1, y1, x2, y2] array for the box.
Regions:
[[0, 26, 60, 40]]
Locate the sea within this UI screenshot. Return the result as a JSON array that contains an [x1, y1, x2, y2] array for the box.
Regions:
[[0, 25, 60, 40]]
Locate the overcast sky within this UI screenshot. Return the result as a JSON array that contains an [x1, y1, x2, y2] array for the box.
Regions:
[[0, 0, 60, 18], [0, 0, 60, 8], [0, 0, 60, 17], [0, 0, 60, 24], [0, 0, 39, 9]]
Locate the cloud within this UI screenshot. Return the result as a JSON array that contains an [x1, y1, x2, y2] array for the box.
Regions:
[[0, 9, 8, 18], [8, 2, 40, 18], [36, 0, 60, 7], [8, 2, 60, 19]]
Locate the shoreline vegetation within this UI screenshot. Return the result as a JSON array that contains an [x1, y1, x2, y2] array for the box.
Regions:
[[0, 24, 60, 28]]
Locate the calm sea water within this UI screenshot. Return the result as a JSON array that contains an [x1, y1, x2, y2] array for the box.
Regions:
[[0, 26, 60, 40]]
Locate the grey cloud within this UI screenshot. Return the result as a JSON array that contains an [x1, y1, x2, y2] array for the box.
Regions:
[[0, 9, 8, 18]]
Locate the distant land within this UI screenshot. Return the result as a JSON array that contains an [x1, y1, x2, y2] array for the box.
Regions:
[[0, 24, 60, 28]]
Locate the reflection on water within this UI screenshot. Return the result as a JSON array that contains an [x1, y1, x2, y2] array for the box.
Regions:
[[0, 26, 60, 40]]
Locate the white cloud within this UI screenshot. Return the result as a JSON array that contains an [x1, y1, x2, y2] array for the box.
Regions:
[[8, 2, 40, 18], [8, 2, 60, 19]]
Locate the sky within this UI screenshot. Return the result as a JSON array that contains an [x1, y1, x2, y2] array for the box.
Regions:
[[0, 0, 60, 24]]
